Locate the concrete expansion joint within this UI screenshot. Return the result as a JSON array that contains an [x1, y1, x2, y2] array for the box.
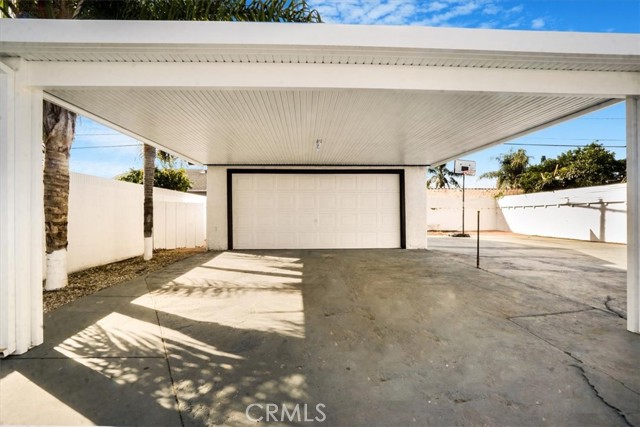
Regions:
[[143, 276, 186, 427], [570, 364, 633, 427]]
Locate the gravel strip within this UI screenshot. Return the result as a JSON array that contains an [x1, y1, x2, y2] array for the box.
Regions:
[[43, 247, 206, 313]]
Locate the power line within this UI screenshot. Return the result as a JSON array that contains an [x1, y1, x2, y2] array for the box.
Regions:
[[71, 144, 141, 150], [519, 137, 625, 141], [576, 117, 624, 120], [505, 143, 625, 148]]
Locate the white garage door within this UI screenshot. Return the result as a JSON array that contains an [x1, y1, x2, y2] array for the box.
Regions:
[[231, 172, 402, 249]]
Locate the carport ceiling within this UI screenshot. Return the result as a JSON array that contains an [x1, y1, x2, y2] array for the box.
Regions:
[[2, 20, 639, 166]]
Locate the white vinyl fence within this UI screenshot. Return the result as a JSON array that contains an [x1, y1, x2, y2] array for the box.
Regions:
[[64, 172, 206, 273], [498, 183, 627, 244]]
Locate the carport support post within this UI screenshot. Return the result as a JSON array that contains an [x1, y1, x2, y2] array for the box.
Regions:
[[0, 60, 44, 355], [627, 96, 640, 334]]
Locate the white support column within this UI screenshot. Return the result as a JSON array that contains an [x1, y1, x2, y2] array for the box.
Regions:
[[207, 166, 228, 250], [627, 96, 640, 333], [0, 60, 44, 356], [404, 166, 428, 249]]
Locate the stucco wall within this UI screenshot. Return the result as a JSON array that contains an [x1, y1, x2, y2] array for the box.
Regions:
[[207, 166, 427, 250], [65, 172, 206, 273], [498, 183, 627, 244]]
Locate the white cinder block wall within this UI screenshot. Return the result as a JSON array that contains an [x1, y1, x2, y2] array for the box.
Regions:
[[64, 172, 206, 273], [207, 166, 428, 250]]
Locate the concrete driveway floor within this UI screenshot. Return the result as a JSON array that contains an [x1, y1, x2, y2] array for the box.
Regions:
[[1, 236, 638, 426]]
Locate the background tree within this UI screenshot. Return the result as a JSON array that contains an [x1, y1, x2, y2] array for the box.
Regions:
[[480, 149, 531, 190], [519, 142, 626, 193], [427, 164, 460, 189], [2, 0, 322, 289], [118, 167, 193, 193]]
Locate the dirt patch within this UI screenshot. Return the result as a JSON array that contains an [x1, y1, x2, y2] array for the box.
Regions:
[[43, 247, 206, 313]]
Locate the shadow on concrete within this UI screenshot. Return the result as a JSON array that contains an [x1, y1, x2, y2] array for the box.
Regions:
[[2, 247, 639, 427]]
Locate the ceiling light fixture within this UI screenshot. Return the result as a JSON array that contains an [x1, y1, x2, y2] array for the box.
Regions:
[[315, 139, 323, 152]]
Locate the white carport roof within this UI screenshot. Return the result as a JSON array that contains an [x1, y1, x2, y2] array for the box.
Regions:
[[1, 20, 639, 166]]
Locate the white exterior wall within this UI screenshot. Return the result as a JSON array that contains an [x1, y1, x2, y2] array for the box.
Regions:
[[405, 166, 428, 249], [207, 166, 428, 250], [498, 184, 627, 244], [426, 189, 510, 232], [65, 173, 206, 273], [0, 60, 44, 356]]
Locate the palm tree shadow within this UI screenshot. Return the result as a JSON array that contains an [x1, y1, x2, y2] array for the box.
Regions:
[[1, 251, 313, 427]]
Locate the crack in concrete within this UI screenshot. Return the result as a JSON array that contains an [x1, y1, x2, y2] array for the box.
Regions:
[[571, 364, 633, 427], [508, 308, 595, 320], [510, 319, 637, 425], [145, 276, 186, 427], [604, 296, 626, 319]]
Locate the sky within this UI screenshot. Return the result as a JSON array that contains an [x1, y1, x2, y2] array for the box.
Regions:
[[70, 0, 640, 187]]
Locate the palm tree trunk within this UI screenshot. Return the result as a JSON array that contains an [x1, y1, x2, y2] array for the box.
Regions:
[[143, 144, 155, 260], [43, 101, 76, 290]]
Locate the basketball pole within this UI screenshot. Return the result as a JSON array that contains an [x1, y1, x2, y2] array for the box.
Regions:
[[462, 173, 466, 235]]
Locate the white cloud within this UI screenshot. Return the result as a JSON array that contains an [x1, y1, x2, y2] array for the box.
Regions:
[[507, 5, 524, 14], [426, 1, 448, 12], [310, 0, 532, 29], [418, 0, 484, 26], [531, 18, 545, 29], [312, 0, 418, 25]]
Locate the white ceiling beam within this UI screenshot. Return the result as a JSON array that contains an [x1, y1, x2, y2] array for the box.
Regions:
[[29, 62, 640, 98], [2, 19, 639, 57]]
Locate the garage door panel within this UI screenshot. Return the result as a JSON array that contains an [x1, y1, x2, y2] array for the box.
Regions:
[[236, 175, 255, 190], [379, 232, 401, 247], [256, 232, 278, 248], [297, 212, 317, 230], [318, 213, 336, 229], [255, 194, 275, 210], [337, 175, 357, 191], [277, 176, 295, 190], [296, 194, 317, 211], [358, 213, 378, 230], [378, 194, 399, 212], [339, 213, 358, 230], [277, 215, 294, 228], [338, 194, 358, 211], [318, 175, 336, 190], [232, 172, 401, 249], [297, 175, 317, 191], [277, 233, 296, 248], [235, 231, 254, 248], [277, 194, 295, 210], [256, 175, 276, 191], [379, 174, 399, 191], [338, 233, 358, 247], [298, 232, 318, 249], [358, 233, 378, 247], [317, 233, 336, 247], [256, 214, 276, 228], [380, 212, 399, 227], [358, 194, 378, 210], [236, 194, 254, 212], [357, 175, 378, 191], [318, 195, 336, 211]]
